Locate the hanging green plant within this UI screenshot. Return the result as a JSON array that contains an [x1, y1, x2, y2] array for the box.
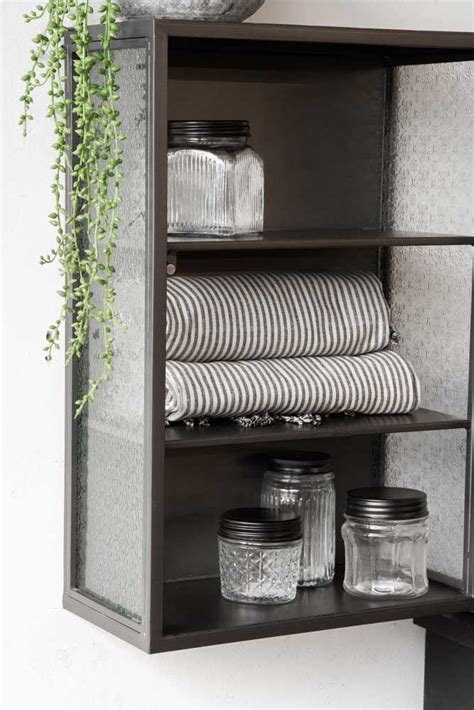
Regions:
[[20, 0, 125, 416]]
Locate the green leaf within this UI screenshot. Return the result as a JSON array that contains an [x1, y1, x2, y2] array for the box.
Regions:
[[21, 4, 125, 410]]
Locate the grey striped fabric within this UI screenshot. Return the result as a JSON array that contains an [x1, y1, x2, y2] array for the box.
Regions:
[[165, 350, 420, 422], [166, 271, 390, 362]]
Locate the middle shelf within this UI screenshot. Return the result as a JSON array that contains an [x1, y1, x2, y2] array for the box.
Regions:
[[165, 408, 470, 450], [167, 228, 474, 254]]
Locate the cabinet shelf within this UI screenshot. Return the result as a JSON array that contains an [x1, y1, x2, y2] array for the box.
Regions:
[[168, 228, 474, 253], [165, 408, 470, 450], [161, 571, 473, 652]]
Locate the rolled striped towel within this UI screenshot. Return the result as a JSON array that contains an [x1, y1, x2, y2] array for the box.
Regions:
[[165, 350, 420, 422], [166, 271, 391, 362]]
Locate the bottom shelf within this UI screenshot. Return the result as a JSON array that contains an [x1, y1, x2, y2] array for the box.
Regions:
[[161, 569, 473, 652]]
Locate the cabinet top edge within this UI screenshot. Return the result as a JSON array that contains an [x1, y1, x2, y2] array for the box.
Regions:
[[85, 19, 474, 52]]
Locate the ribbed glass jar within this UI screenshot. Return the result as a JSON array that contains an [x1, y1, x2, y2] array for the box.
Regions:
[[342, 487, 429, 599], [218, 508, 302, 605], [261, 453, 335, 587], [168, 120, 264, 236]]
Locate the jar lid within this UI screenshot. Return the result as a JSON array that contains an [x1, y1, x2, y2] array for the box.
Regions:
[[219, 507, 302, 544], [169, 120, 251, 141], [268, 452, 333, 475], [345, 487, 428, 520]]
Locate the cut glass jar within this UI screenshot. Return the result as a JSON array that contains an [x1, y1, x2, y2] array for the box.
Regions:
[[218, 508, 302, 605]]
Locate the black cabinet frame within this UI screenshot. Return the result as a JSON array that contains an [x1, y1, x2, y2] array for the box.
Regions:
[[63, 20, 474, 653]]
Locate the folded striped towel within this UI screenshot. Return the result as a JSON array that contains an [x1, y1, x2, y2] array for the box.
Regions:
[[165, 350, 419, 422], [166, 271, 391, 363]]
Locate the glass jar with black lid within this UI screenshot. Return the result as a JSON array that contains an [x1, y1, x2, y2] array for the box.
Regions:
[[342, 487, 429, 599], [218, 508, 302, 605], [262, 452, 336, 587], [168, 120, 264, 237]]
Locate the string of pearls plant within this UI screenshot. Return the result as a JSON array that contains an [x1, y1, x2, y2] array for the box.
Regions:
[[20, 0, 125, 416]]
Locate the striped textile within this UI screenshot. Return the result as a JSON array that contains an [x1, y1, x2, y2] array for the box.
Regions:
[[165, 350, 420, 422], [166, 271, 391, 363]]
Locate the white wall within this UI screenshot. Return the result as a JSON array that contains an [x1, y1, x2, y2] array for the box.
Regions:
[[1, 1, 472, 708], [252, 0, 473, 31]]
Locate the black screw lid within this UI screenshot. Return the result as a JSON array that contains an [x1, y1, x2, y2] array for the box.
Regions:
[[345, 487, 428, 521], [268, 452, 333, 475], [219, 508, 302, 544], [169, 120, 251, 142]]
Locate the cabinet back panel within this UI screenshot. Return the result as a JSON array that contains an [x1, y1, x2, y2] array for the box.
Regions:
[[174, 247, 380, 275], [164, 436, 380, 582], [165, 67, 387, 584], [168, 69, 386, 232]]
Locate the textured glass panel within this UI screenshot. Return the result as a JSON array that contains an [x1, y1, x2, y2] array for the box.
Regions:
[[384, 430, 466, 581], [384, 62, 473, 583], [75, 47, 148, 620]]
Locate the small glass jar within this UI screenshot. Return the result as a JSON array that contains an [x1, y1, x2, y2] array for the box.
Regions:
[[342, 487, 429, 599], [262, 452, 335, 587], [218, 508, 302, 605], [168, 120, 264, 237]]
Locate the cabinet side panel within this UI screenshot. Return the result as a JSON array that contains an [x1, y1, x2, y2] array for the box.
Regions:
[[385, 62, 473, 584], [74, 46, 148, 620]]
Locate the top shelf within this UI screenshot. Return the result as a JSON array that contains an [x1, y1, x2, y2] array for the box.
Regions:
[[159, 21, 474, 49], [92, 21, 474, 67], [168, 228, 474, 253]]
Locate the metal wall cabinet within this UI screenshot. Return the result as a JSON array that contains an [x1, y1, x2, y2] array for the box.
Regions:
[[63, 20, 474, 654]]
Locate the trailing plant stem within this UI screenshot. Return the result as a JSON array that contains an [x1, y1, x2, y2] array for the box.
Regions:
[[21, 0, 124, 416]]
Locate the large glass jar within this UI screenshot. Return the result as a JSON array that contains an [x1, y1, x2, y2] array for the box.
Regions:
[[342, 487, 429, 599], [168, 120, 264, 236], [262, 453, 335, 587], [218, 508, 302, 605]]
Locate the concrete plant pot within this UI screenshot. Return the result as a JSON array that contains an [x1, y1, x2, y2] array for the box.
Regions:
[[120, 0, 265, 21]]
